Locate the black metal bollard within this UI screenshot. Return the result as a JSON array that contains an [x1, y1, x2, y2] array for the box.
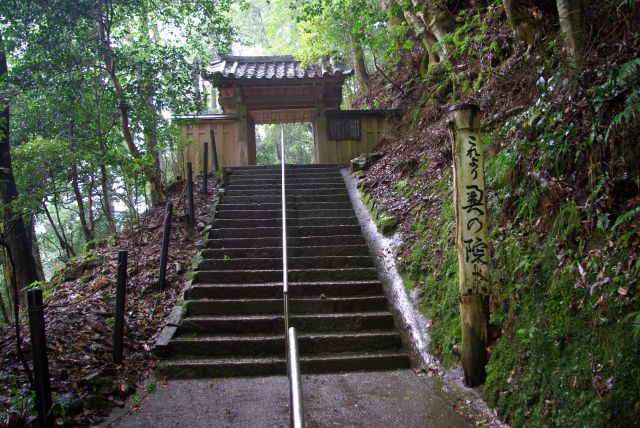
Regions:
[[113, 250, 128, 364], [27, 288, 53, 428], [158, 203, 173, 291], [186, 162, 195, 227], [210, 130, 219, 180], [202, 142, 209, 194]]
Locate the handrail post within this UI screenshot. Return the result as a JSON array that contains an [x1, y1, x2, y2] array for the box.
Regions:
[[281, 125, 304, 428], [158, 203, 173, 291], [186, 162, 195, 227], [210, 130, 219, 181], [28, 288, 53, 428], [281, 124, 289, 340], [114, 250, 128, 364], [288, 327, 304, 428], [202, 142, 208, 194]]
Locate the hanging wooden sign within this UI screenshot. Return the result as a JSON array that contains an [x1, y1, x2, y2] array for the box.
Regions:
[[327, 117, 361, 140]]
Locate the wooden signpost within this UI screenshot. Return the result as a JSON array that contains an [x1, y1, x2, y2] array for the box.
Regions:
[[448, 104, 490, 387]]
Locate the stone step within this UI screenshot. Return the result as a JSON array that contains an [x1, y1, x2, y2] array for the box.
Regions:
[[226, 164, 339, 172], [197, 256, 374, 271], [225, 182, 348, 191], [177, 312, 395, 335], [205, 235, 365, 249], [228, 167, 340, 174], [229, 172, 343, 180], [214, 209, 355, 220], [156, 351, 410, 379], [216, 201, 354, 211], [185, 296, 389, 316], [224, 188, 348, 197], [184, 281, 385, 299], [201, 245, 370, 260], [164, 331, 403, 358], [209, 225, 361, 239], [213, 216, 358, 228], [193, 268, 378, 284], [229, 177, 345, 186], [220, 194, 351, 204]]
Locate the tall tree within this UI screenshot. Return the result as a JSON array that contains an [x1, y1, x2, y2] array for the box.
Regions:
[[0, 30, 41, 305]]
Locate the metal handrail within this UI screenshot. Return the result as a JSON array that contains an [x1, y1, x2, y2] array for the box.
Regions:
[[281, 125, 304, 428]]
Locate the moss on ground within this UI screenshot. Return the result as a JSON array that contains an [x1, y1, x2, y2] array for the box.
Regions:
[[396, 147, 640, 426]]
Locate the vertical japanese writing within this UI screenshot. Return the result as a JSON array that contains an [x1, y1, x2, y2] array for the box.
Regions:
[[451, 109, 491, 296]]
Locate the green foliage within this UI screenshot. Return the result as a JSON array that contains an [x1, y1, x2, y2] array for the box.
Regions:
[[256, 123, 314, 165], [83, 240, 97, 254], [486, 231, 640, 427], [553, 200, 580, 239], [596, 57, 640, 138], [28, 280, 56, 302], [611, 205, 640, 231], [397, 172, 461, 366]]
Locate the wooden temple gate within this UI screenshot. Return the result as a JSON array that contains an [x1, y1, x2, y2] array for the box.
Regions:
[[177, 55, 396, 174]]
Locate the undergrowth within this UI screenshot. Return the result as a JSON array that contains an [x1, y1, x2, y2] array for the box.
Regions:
[[373, 2, 640, 426]]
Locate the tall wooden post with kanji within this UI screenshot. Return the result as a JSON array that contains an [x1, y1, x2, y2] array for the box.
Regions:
[[448, 104, 490, 387]]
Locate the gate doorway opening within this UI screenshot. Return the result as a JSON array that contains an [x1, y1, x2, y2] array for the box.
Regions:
[[256, 123, 314, 165]]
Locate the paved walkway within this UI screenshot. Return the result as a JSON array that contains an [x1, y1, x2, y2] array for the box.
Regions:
[[105, 370, 473, 428]]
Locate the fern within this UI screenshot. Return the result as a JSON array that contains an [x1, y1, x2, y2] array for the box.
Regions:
[[612, 205, 640, 231], [607, 57, 640, 137]]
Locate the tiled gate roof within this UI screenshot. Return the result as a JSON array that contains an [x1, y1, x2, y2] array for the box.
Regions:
[[210, 55, 353, 81]]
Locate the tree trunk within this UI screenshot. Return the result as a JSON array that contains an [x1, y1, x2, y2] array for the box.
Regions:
[[556, 0, 584, 66], [50, 175, 74, 256], [350, 35, 369, 93], [42, 202, 75, 259], [502, 0, 538, 49], [0, 283, 9, 324], [70, 163, 94, 243], [143, 93, 164, 207], [95, 0, 164, 207], [25, 215, 45, 281], [94, 84, 117, 234], [69, 118, 95, 243], [380, 0, 450, 74], [0, 31, 41, 306]]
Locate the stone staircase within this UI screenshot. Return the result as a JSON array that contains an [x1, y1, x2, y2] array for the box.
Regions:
[[157, 164, 410, 378]]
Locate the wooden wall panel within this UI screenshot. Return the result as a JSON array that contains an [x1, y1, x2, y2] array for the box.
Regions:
[[178, 119, 241, 177], [322, 115, 393, 165]]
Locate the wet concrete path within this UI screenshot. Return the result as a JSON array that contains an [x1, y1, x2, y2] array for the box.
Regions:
[[105, 370, 472, 428]]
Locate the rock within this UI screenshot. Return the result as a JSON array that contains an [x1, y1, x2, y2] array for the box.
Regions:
[[80, 370, 114, 395], [197, 221, 205, 230], [64, 265, 85, 281], [376, 202, 389, 213], [82, 256, 103, 269], [350, 155, 367, 172], [7, 412, 26, 428], [378, 214, 398, 236], [80, 370, 102, 388], [85, 394, 108, 410], [79, 275, 94, 285], [68, 398, 85, 417], [114, 381, 134, 398], [357, 178, 370, 190]]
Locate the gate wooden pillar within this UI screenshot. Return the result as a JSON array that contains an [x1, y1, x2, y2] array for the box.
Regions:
[[313, 94, 328, 164], [247, 114, 257, 165], [236, 91, 249, 165]]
